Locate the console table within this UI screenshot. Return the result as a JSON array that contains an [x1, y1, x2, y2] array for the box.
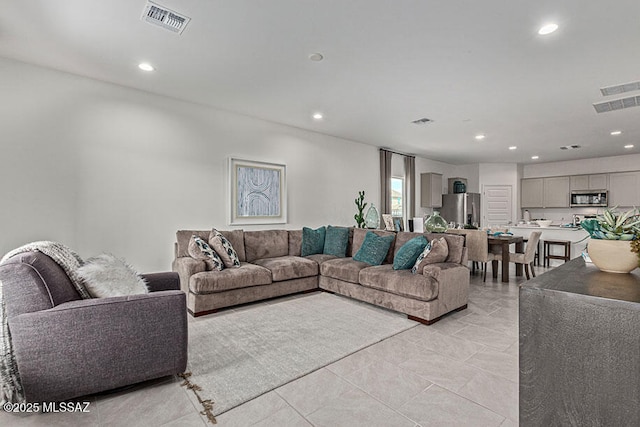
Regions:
[[519, 257, 640, 426]]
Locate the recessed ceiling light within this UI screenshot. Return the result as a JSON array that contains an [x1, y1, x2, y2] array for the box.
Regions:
[[509, 146, 517, 150], [475, 134, 485, 140], [138, 63, 155, 72], [312, 112, 323, 120], [309, 53, 324, 62], [538, 23, 558, 35], [610, 130, 622, 136], [624, 144, 634, 149], [531, 155, 539, 160]]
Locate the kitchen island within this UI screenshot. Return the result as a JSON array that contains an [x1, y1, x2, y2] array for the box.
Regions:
[[508, 225, 589, 265]]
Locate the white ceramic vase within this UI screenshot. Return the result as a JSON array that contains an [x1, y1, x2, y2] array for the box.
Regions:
[[587, 239, 639, 274]]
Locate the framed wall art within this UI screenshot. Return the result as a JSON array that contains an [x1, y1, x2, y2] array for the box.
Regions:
[[229, 158, 287, 225]]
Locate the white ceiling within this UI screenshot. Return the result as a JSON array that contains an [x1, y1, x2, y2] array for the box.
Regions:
[[1, 0, 640, 165]]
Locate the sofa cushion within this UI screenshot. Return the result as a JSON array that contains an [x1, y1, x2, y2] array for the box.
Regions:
[[209, 229, 241, 268], [252, 256, 319, 282], [305, 254, 337, 265], [413, 237, 449, 274], [393, 236, 428, 270], [188, 235, 224, 271], [353, 232, 395, 266], [425, 232, 464, 264], [244, 230, 289, 262], [323, 226, 350, 257], [320, 258, 371, 284], [301, 226, 326, 256], [288, 230, 303, 256], [359, 264, 439, 302], [189, 262, 272, 294], [177, 229, 246, 262], [351, 228, 396, 264]]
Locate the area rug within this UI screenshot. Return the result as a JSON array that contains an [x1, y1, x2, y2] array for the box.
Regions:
[[182, 292, 418, 417]]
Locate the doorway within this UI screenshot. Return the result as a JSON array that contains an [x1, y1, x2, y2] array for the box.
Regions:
[[483, 185, 513, 227]]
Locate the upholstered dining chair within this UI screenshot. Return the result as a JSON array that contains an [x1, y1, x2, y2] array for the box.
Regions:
[[508, 231, 542, 280], [447, 229, 500, 282]]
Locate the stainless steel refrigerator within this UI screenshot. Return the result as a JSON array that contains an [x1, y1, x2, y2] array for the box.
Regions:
[[440, 193, 481, 227]]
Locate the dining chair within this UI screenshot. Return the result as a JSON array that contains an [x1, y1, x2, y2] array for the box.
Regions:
[[447, 229, 500, 282], [509, 231, 542, 280]]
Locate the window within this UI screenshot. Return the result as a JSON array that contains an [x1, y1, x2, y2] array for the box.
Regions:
[[391, 177, 404, 217]]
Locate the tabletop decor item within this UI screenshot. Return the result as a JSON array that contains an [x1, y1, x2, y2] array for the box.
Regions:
[[365, 203, 380, 229], [581, 207, 640, 273], [354, 190, 367, 228], [424, 211, 448, 233]]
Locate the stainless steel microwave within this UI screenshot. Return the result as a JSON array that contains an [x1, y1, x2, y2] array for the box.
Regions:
[[570, 191, 608, 207]]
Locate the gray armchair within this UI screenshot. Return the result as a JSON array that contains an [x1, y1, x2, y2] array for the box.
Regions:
[[0, 251, 187, 402]]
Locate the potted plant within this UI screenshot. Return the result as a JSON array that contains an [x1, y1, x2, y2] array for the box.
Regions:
[[354, 191, 367, 228], [581, 207, 640, 273]]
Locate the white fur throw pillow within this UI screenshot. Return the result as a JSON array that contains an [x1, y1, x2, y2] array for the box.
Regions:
[[77, 253, 149, 298]]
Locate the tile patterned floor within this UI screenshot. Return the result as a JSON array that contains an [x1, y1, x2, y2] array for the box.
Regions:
[[1, 262, 556, 426]]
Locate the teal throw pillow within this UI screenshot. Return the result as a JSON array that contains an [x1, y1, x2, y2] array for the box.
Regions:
[[323, 225, 350, 257], [353, 232, 395, 266], [393, 236, 428, 270], [301, 226, 326, 256]]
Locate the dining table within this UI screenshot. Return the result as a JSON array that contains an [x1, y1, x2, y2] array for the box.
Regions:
[[488, 235, 524, 282]]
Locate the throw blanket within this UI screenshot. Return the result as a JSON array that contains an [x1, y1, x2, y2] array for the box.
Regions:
[[0, 241, 91, 404]]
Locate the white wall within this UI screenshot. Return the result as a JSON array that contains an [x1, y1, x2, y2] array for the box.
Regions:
[[0, 58, 384, 271]]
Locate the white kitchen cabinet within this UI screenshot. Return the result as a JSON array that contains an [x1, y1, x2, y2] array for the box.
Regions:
[[570, 174, 608, 191], [521, 178, 544, 208], [543, 176, 570, 208], [420, 173, 442, 208], [609, 172, 640, 207]]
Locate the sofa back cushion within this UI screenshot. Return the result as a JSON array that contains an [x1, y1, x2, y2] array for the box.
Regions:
[[425, 232, 464, 263], [176, 230, 246, 262], [351, 228, 396, 264], [244, 230, 289, 262], [288, 230, 303, 256]]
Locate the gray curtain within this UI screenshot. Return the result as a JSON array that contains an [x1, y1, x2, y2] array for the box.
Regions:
[[380, 149, 392, 215], [404, 155, 416, 219]]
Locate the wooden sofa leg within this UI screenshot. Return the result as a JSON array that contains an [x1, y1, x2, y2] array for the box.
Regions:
[[408, 304, 468, 325]]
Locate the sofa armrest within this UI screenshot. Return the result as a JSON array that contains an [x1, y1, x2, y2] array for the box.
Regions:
[[8, 291, 187, 402], [423, 263, 469, 310], [461, 247, 469, 266], [172, 256, 206, 294], [141, 271, 180, 292]]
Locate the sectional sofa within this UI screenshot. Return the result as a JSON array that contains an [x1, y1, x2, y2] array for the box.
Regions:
[[172, 228, 469, 324]]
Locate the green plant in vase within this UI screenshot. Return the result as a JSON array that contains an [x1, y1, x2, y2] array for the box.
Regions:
[[354, 191, 367, 228], [581, 207, 640, 273]]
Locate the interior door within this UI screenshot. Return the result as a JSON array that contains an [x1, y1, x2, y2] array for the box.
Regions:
[[484, 185, 512, 227]]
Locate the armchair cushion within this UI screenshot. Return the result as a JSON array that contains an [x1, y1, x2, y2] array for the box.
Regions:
[[77, 254, 148, 298]]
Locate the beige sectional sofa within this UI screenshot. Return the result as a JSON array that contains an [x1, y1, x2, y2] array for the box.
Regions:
[[172, 227, 469, 324]]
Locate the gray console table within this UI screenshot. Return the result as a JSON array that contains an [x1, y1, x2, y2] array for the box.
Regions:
[[520, 257, 640, 426]]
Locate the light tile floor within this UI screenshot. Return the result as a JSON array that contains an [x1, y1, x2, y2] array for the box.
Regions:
[[1, 262, 557, 426]]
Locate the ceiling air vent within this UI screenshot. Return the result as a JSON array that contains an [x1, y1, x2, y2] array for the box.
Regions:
[[593, 95, 640, 113], [600, 81, 640, 96], [141, 1, 190, 34], [560, 145, 581, 150], [411, 118, 433, 125]]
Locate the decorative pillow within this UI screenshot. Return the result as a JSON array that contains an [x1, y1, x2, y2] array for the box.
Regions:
[[411, 242, 432, 274], [393, 236, 428, 270], [77, 253, 148, 298], [412, 237, 449, 274], [301, 226, 327, 256], [209, 229, 241, 268], [323, 225, 350, 257], [188, 235, 224, 271], [353, 231, 395, 266]]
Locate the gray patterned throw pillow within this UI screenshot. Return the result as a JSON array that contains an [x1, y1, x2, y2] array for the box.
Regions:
[[189, 235, 225, 271], [209, 229, 241, 268]]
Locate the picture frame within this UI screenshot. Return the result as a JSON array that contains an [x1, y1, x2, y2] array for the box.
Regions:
[[382, 214, 395, 231], [229, 158, 287, 225]]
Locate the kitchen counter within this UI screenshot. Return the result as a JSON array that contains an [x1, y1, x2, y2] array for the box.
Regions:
[[508, 225, 589, 262]]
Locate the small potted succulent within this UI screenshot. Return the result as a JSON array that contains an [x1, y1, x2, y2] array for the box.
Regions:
[[581, 207, 640, 273]]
